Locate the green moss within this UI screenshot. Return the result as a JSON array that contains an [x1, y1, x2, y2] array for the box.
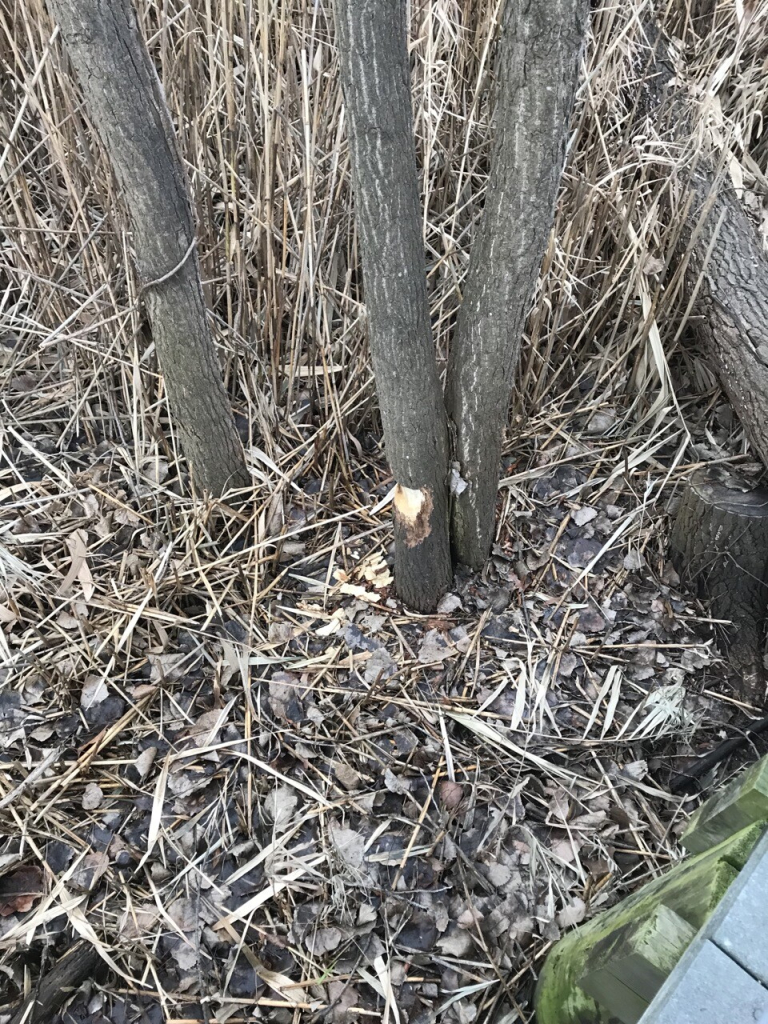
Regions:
[[683, 754, 768, 854], [534, 821, 765, 1024]]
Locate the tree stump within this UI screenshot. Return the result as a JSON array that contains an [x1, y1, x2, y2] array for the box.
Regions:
[[670, 468, 768, 703]]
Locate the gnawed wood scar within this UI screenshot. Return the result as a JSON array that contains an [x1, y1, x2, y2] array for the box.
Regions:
[[393, 485, 433, 547]]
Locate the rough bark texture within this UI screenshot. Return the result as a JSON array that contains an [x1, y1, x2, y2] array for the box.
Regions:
[[8, 940, 104, 1024], [641, 24, 768, 471], [47, 0, 249, 497], [681, 175, 768, 468], [445, 0, 589, 568], [334, 0, 452, 611], [670, 468, 768, 702]]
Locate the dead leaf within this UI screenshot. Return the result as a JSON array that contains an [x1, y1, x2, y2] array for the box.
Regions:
[[437, 593, 462, 615], [329, 826, 364, 871], [417, 629, 456, 664], [135, 746, 157, 779], [457, 906, 484, 930], [171, 938, 198, 972], [0, 865, 43, 916], [80, 674, 108, 709], [557, 898, 587, 928], [438, 781, 463, 811], [571, 506, 597, 526], [268, 622, 296, 644], [120, 904, 159, 939], [148, 652, 189, 684], [269, 672, 304, 724], [623, 549, 644, 570], [306, 925, 342, 955], [168, 897, 198, 933], [81, 782, 103, 810], [550, 837, 582, 864], [58, 529, 94, 600], [333, 762, 362, 790], [437, 926, 474, 956], [384, 768, 409, 795], [70, 852, 109, 891], [263, 784, 299, 833], [363, 647, 396, 683]]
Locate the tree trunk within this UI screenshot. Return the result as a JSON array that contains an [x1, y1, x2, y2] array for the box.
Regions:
[[681, 171, 768, 468], [334, 0, 452, 611], [670, 468, 768, 703], [47, 0, 249, 497], [445, 0, 589, 568], [640, 23, 768, 471]]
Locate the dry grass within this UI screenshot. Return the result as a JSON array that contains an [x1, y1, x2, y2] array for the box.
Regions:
[[1, 0, 768, 1021]]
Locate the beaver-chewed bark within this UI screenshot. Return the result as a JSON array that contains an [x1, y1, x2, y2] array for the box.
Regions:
[[334, 0, 452, 611]]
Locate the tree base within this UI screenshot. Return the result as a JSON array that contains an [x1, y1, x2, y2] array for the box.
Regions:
[[670, 468, 768, 704]]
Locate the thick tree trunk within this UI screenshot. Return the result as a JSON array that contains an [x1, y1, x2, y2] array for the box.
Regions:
[[640, 23, 768, 470], [47, 0, 249, 497], [670, 468, 768, 702], [681, 172, 768, 467], [334, 0, 452, 611], [445, 0, 589, 568]]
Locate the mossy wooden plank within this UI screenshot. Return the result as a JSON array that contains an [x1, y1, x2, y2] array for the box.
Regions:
[[579, 905, 696, 1024], [682, 753, 768, 854], [534, 821, 764, 1024]]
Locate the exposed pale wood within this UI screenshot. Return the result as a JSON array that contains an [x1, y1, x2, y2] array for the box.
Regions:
[[333, 0, 452, 610]]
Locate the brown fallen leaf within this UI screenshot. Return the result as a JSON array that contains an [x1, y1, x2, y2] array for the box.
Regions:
[[0, 864, 44, 916]]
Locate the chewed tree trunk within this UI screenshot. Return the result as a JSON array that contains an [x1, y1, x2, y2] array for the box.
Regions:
[[445, 0, 589, 568], [47, 0, 249, 497], [334, 0, 452, 611]]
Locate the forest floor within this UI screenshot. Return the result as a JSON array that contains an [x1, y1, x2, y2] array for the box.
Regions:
[[1, 376, 763, 1024]]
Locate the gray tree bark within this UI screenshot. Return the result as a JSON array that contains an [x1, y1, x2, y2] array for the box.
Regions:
[[641, 23, 768, 471], [681, 170, 768, 467], [670, 468, 768, 702], [47, 0, 249, 497], [445, 0, 589, 568], [334, 0, 452, 611]]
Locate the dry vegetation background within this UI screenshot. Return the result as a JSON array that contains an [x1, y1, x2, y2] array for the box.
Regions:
[[1, 0, 768, 1021]]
